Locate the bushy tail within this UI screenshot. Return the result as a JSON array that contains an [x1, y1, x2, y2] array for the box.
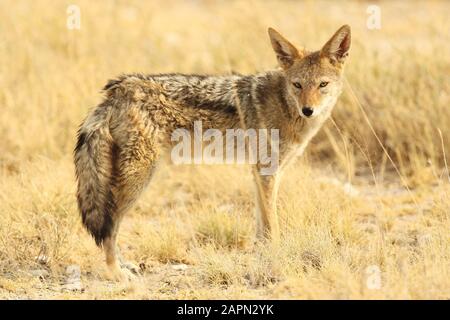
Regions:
[[74, 106, 118, 246]]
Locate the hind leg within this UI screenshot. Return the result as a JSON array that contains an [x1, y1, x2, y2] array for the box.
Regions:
[[104, 212, 141, 281], [104, 129, 161, 281], [104, 232, 130, 281], [104, 216, 142, 281]]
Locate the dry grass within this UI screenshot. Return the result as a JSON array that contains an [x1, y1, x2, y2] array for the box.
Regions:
[[0, 0, 449, 299]]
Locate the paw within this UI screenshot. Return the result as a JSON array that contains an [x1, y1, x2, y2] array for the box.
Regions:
[[120, 261, 141, 276], [106, 263, 138, 282]]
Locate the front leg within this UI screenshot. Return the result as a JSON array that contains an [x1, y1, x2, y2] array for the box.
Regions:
[[252, 168, 280, 242], [252, 144, 299, 243]]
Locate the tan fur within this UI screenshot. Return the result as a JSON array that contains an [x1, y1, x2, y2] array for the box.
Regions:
[[74, 25, 351, 280]]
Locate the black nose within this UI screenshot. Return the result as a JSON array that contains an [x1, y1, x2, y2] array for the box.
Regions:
[[302, 107, 314, 117]]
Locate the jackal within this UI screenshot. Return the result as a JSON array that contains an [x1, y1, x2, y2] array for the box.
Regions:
[[74, 25, 351, 280]]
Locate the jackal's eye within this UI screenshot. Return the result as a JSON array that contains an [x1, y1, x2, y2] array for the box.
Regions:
[[292, 82, 302, 89], [319, 81, 329, 88]]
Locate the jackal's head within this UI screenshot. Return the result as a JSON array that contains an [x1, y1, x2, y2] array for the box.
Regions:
[[268, 25, 351, 119]]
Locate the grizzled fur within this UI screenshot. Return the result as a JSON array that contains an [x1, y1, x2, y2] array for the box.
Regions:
[[74, 25, 351, 280]]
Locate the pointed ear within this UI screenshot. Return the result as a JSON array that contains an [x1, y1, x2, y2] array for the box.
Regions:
[[321, 25, 351, 64], [268, 28, 303, 69]]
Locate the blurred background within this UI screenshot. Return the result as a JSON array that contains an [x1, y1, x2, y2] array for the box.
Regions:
[[1, 0, 449, 175], [0, 0, 448, 299]]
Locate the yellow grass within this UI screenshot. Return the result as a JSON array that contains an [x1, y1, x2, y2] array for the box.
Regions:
[[0, 0, 449, 299]]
